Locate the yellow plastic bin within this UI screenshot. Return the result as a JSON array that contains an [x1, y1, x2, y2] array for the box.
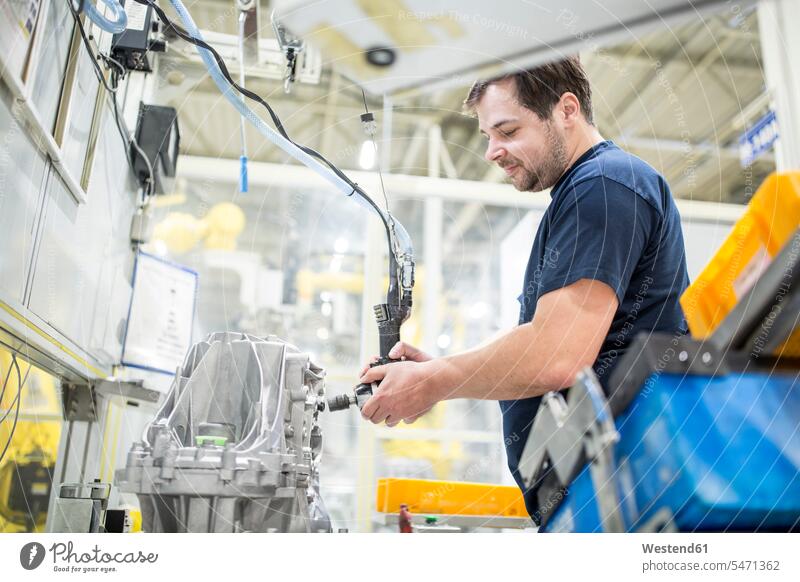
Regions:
[[376, 478, 528, 517], [680, 172, 800, 339]]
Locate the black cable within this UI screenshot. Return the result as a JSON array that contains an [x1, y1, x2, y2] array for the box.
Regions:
[[129, 0, 391, 224], [69, 0, 388, 235], [0, 356, 21, 427], [0, 355, 30, 425], [66, 1, 155, 199], [360, 87, 392, 217], [0, 355, 14, 412], [0, 356, 24, 465], [110, 69, 155, 201], [67, 0, 117, 95], [132, 0, 410, 312]]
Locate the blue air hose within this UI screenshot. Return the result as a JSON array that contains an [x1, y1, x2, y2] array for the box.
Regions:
[[166, 0, 413, 258], [80, 0, 128, 34]]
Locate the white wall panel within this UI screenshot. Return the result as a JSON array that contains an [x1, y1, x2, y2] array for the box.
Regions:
[[28, 102, 137, 365], [28, 0, 74, 134], [0, 91, 47, 303], [59, 44, 99, 183]]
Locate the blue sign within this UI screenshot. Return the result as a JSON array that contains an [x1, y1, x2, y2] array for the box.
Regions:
[[739, 109, 779, 167]]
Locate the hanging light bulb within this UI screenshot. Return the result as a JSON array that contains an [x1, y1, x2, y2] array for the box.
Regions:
[[358, 140, 376, 169], [334, 237, 349, 254]]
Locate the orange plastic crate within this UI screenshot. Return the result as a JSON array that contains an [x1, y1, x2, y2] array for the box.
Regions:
[[376, 478, 527, 517], [680, 172, 800, 339]]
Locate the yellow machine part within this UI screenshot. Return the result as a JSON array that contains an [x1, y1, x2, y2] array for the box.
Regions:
[[130, 508, 142, 533], [0, 349, 61, 532], [680, 172, 800, 343], [153, 202, 246, 254], [376, 478, 528, 517]]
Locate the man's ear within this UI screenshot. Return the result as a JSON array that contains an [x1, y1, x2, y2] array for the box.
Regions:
[[559, 92, 581, 126]]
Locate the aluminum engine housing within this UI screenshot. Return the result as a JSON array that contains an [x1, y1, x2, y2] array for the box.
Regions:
[[117, 332, 330, 532]]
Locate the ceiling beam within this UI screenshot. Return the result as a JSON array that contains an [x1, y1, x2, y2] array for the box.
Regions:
[[440, 141, 459, 180], [399, 123, 431, 174], [455, 131, 485, 178], [597, 39, 761, 75], [158, 54, 445, 124], [588, 21, 703, 129], [620, 135, 773, 163], [320, 72, 343, 156], [177, 156, 745, 222], [621, 35, 739, 137]]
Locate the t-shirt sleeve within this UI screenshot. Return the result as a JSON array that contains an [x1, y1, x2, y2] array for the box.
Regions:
[[536, 176, 658, 303]]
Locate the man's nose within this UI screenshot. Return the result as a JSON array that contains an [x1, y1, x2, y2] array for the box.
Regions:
[[484, 139, 506, 163]]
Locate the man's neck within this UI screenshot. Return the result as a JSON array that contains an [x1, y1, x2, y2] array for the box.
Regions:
[[565, 125, 605, 169]]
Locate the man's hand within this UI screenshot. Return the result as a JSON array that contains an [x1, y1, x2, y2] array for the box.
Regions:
[[355, 278, 617, 422], [359, 358, 446, 427], [359, 341, 432, 377]]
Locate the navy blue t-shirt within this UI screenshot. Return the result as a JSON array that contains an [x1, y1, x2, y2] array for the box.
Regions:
[[501, 140, 690, 517]]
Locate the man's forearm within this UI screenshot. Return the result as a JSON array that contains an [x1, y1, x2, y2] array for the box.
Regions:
[[430, 323, 574, 401]]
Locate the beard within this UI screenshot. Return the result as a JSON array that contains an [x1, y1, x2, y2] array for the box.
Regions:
[[506, 122, 568, 192]]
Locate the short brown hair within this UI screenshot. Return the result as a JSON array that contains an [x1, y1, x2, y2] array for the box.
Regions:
[[464, 56, 594, 125]]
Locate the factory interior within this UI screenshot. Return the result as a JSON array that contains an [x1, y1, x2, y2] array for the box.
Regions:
[[0, 0, 799, 538]]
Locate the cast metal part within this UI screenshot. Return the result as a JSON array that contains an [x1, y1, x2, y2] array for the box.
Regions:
[[117, 332, 331, 532]]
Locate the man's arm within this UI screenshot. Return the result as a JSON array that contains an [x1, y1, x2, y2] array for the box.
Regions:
[[436, 278, 618, 400], [359, 278, 618, 424]]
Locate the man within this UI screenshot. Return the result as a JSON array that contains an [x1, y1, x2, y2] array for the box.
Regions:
[[358, 57, 690, 516]]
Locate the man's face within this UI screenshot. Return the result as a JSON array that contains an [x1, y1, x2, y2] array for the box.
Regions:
[[475, 79, 569, 192]]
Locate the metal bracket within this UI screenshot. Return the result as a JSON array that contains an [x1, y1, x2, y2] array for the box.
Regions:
[[93, 378, 161, 404], [61, 382, 98, 422], [271, 11, 305, 93], [62, 378, 161, 421]]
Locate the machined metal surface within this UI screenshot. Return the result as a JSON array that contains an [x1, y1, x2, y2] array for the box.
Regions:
[[47, 481, 111, 533], [47, 498, 99, 533], [117, 332, 331, 532]]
